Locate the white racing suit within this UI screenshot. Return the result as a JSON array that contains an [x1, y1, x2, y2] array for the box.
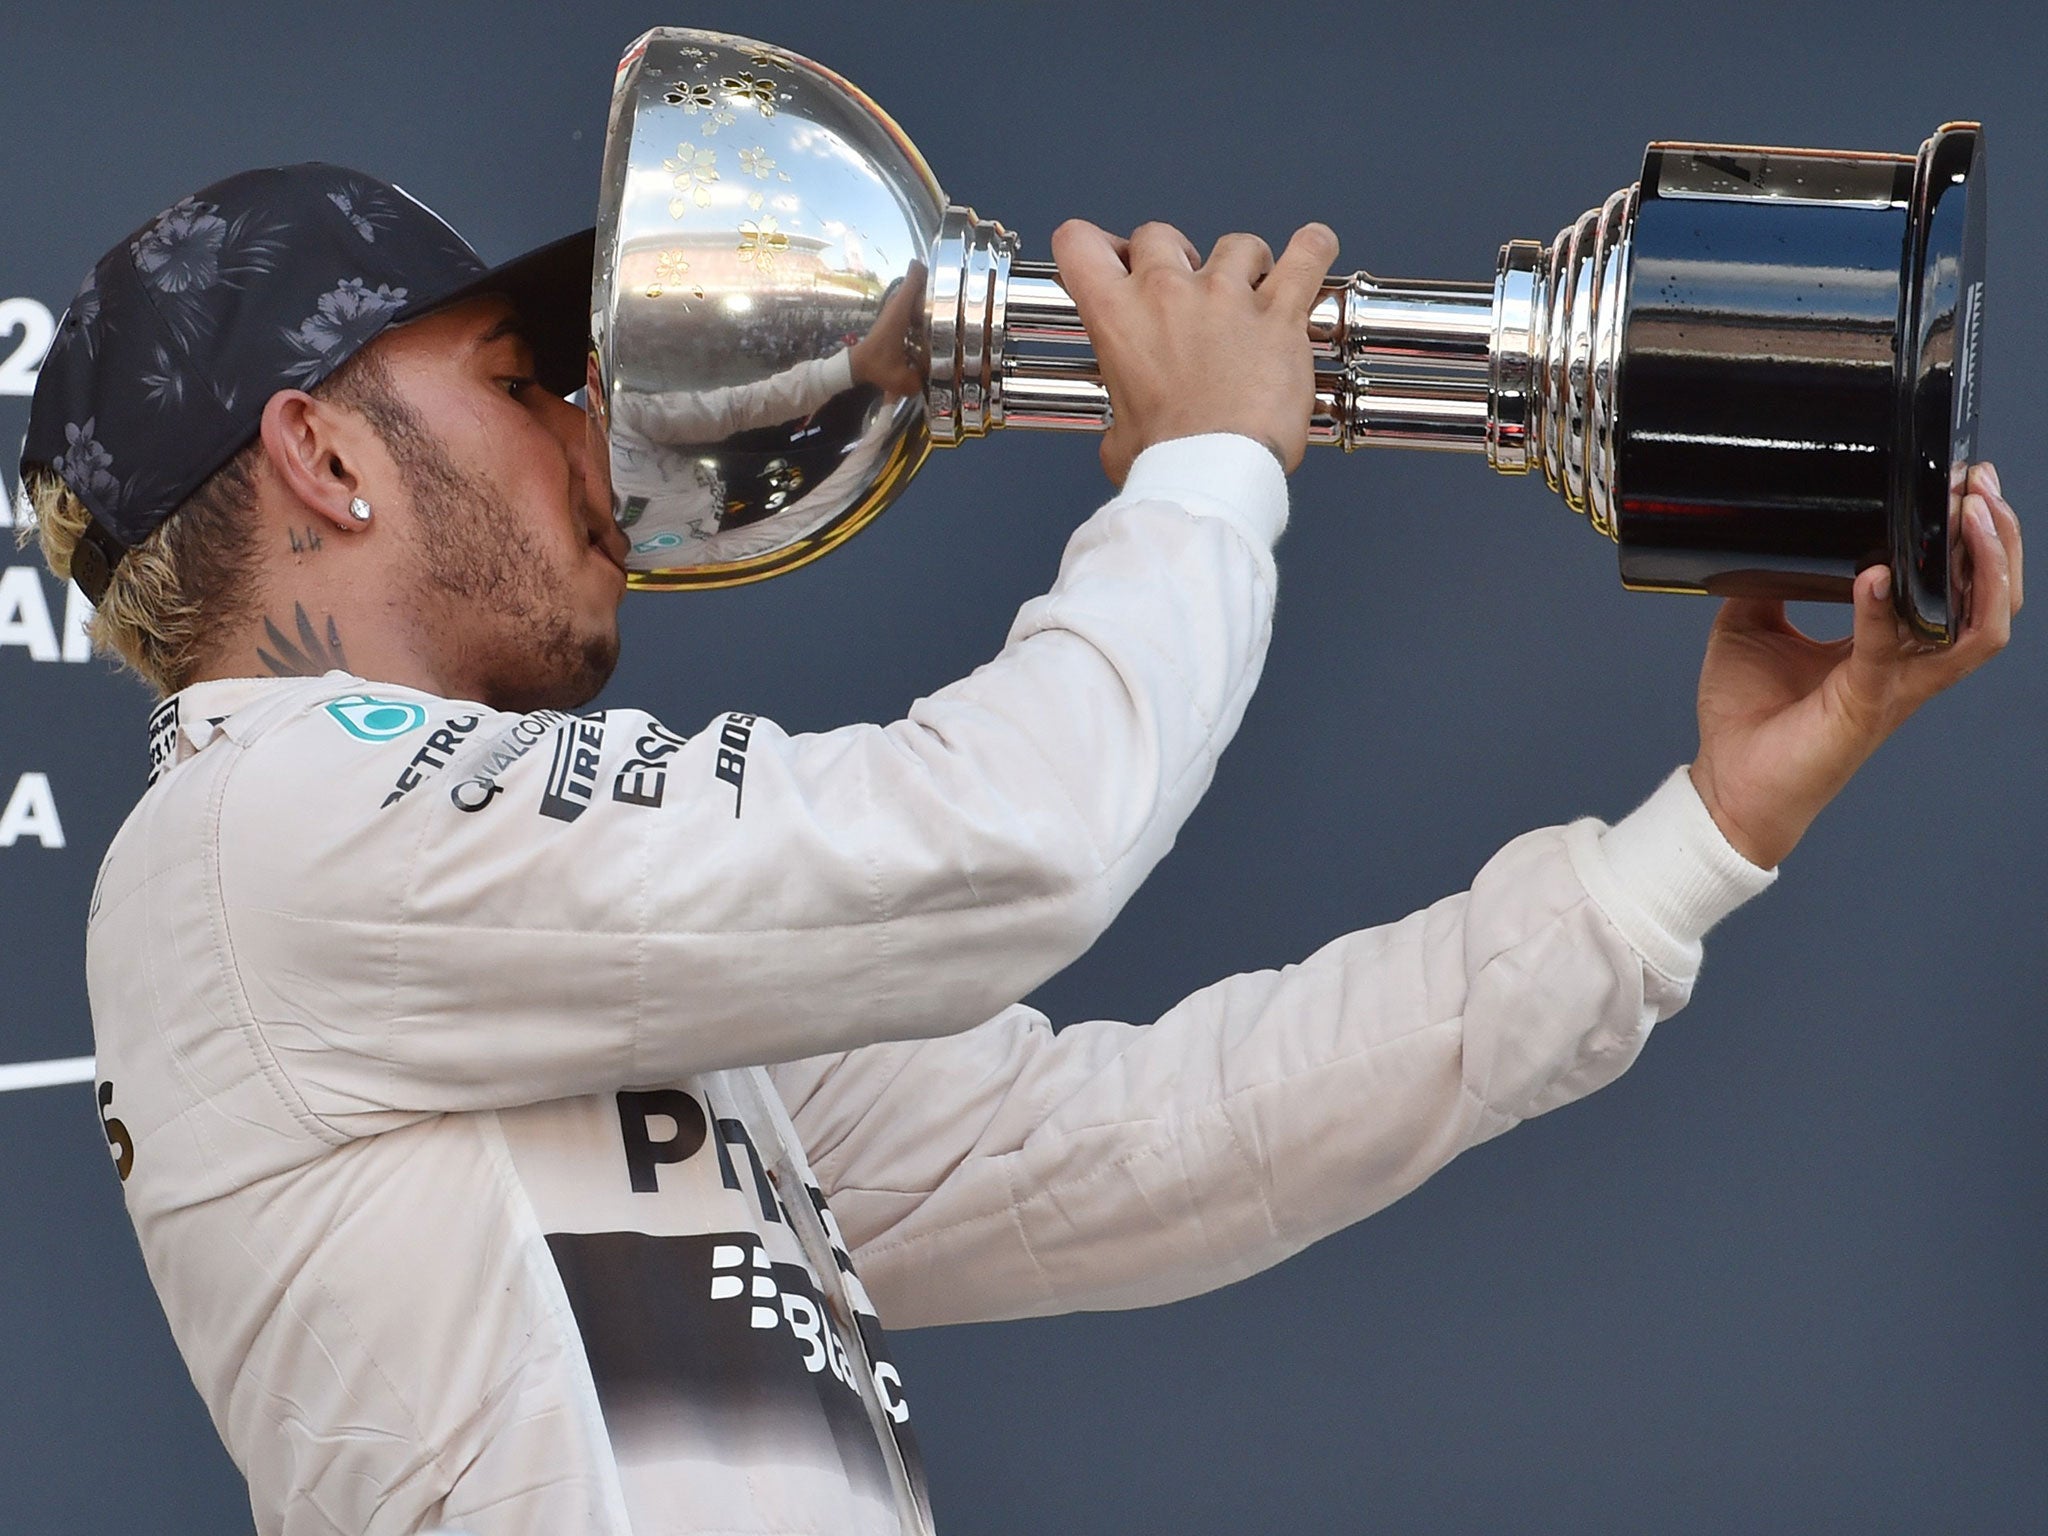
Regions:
[[85, 435, 1773, 1536]]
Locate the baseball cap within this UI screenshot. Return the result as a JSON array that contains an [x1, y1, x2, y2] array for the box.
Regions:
[[19, 163, 595, 602]]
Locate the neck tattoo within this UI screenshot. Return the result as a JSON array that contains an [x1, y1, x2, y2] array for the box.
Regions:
[[256, 603, 350, 677]]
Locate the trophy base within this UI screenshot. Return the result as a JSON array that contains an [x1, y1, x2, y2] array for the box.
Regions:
[[1612, 124, 1985, 642]]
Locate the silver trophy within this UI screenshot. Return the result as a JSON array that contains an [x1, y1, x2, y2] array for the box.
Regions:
[[593, 28, 1985, 641]]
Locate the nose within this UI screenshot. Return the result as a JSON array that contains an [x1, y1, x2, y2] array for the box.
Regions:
[[540, 388, 625, 557]]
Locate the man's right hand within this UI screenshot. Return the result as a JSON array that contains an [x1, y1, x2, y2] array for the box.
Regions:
[[1052, 218, 1340, 485]]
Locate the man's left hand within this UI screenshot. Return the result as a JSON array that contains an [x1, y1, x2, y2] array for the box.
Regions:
[[849, 263, 929, 399], [1689, 461, 2022, 869]]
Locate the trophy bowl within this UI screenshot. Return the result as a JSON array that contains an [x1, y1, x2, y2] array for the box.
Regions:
[[591, 27, 1987, 643]]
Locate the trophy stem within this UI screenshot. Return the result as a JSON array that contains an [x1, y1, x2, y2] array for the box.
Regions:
[[995, 254, 1500, 453], [1339, 376, 1492, 452], [924, 203, 1628, 496], [1002, 268, 1086, 346], [1310, 274, 1494, 367], [999, 264, 1498, 368]]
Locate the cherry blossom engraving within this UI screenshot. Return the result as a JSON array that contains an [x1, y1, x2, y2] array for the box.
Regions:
[[645, 248, 705, 303], [664, 143, 719, 216], [736, 217, 789, 269], [719, 72, 785, 117]]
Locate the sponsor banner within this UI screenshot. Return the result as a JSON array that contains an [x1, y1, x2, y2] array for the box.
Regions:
[[0, 1057, 96, 1093], [2, 296, 55, 535], [2, 464, 28, 528], [0, 296, 54, 401], [0, 771, 64, 849], [0, 564, 92, 662]]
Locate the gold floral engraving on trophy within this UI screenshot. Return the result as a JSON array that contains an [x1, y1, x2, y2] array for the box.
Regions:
[[665, 143, 719, 216], [645, 248, 703, 303], [744, 47, 797, 73], [719, 72, 786, 117], [664, 78, 734, 132], [739, 147, 777, 211], [737, 217, 790, 268]]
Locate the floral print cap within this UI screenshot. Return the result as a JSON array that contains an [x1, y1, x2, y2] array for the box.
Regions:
[[21, 162, 594, 602]]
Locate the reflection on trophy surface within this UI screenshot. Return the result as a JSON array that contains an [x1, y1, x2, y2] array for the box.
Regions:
[[600, 264, 926, 571], [594, 27, 1985, 642]]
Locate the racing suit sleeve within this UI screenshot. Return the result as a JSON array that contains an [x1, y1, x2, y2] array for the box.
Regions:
[[770, 769, 1776, 1326], [221, 436, 1287, 1125], [611, 351, 854, 444]]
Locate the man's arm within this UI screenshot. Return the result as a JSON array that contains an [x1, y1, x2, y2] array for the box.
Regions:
[[613, 350, 855, 446], [613, 265, 930, 445], [220, 435, 1286, 1123], [209, 222, 1342, 1132], [773, 771, 1772, 1326], [779, 467, 2023, 1326]]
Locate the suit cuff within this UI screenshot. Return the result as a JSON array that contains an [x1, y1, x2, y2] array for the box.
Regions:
[[1112, 433, 1290, 550], [1567, 766, 1777, 981]]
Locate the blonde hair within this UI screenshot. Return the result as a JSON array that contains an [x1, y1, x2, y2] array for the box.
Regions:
[[18, 348, 405, 696], [20, 452, 259, 696]]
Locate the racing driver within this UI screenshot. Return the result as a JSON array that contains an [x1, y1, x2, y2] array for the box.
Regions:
[[18, 163, 2022, 1536]]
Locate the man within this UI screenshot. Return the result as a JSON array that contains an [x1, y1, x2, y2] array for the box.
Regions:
[[18, 164, 2020, 1536]]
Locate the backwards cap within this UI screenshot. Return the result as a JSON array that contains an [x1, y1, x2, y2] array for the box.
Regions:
[[21, 163, 593, 601]]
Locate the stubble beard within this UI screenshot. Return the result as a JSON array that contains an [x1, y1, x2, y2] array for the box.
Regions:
[[392, 429, 620, 713]]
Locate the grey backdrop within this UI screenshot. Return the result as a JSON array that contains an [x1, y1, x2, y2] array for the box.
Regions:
[[1, 1, 2041, 1531]]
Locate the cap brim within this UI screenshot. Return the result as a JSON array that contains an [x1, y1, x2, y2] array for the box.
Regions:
[[410, 228, 595, 397]]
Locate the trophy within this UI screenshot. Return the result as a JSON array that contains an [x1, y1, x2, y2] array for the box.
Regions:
[[592, 28, 1986, 642]]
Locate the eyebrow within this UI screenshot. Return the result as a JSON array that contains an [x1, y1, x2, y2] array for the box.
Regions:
[[469, 314, 533, 353]]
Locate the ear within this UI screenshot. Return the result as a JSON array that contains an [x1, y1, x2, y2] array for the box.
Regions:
[[257, 389, 380, 535]]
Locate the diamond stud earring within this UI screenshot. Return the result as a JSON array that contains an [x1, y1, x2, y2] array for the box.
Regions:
[[347, 497, 373, 523]]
